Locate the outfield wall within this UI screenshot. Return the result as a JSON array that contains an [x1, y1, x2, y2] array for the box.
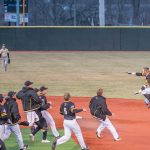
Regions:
[[0, 27, 150, 51]]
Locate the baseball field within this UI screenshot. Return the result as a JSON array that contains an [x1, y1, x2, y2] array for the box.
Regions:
[[0, 51, 150, 150]]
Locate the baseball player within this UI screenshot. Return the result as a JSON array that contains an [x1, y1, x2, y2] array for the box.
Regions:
[[0, 44, 10, 72], [135, 83, 150, 107], [29, 88, 50, 143], [39, 86, 60, 138], [52, 92, 89, 150], [127, 67, 150, 84], [2, 91, 28, 150], [16, 81, 42, 127], [0, 94, 7, 150], [89, 88, 121, 141]]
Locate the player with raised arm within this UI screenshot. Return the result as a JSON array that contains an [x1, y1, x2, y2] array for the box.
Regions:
[[127, 67, 150, 84]]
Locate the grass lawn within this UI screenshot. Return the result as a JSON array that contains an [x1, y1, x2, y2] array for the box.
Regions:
[[5, 128, 80, 150], [0, 51, 149, 99]]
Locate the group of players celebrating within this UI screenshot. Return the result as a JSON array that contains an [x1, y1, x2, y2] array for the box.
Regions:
[[0, 81, 60, 150], [0, 80, 122, 150]]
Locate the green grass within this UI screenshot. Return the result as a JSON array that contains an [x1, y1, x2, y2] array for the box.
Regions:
[[0, 51, 149, 99], [5, 128, 80, 150]]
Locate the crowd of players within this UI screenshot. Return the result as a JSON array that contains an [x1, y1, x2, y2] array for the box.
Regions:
[[0, 81, 60, 150], [0, 80, 122, 150]]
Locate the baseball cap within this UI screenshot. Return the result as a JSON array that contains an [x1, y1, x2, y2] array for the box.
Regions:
[[40, 86, 48, 91], [143, 67, 149, 70], [8, 91, 16, 97], [34, 88, 40, 92], [0, 94, 4, 100], [24, 80, 33, 86]]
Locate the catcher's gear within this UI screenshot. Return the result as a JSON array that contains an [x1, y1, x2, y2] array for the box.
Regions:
[[8, 58, 10, 64]]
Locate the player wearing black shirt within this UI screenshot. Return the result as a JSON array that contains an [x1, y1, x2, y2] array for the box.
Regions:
[[52, 92, 89, 150]]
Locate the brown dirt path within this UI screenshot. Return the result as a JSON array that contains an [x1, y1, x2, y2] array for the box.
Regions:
[[18, 97, 150, 150]]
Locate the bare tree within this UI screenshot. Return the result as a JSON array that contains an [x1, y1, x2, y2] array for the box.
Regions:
[[106, 0, 113, 25], [132, 0, 141, 25], [0, 0, 4, 25], [117, 0, 125, 25]]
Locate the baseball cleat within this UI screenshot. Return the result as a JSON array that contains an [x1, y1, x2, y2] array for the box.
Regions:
[[82, 146, 90, 150], [55, 135, 61, 139], [114, 137, 121, 141], [29, 134, 35, 141], [51, 139, 57, 150], [41, 139, 50, 143], [23, 144, 28, 150], [96, 131, 101, 139]]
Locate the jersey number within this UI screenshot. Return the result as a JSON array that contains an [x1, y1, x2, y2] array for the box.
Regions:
[[64, 108, 68, 115]]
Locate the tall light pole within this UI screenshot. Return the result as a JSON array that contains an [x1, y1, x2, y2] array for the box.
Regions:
[[99, 0, 105, 26], [22, 0, 25, 26], [16, 0, 20, 26]]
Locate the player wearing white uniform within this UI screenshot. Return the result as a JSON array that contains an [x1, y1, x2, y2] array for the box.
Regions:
[[137, 84, 150, 106], [39, 86, 60, 138], [0, 44, 10, 72], [89, 88, 121, 141], [52, 93, 89, 150], [2, 91, 28, 150]]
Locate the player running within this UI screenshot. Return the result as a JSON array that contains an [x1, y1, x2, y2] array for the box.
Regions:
[[89, 88, 121, 141], [39, 86, 60, 138], [2, 91, 28, 150], [16, 81, 42, 127], [51, 92, 89, 150]]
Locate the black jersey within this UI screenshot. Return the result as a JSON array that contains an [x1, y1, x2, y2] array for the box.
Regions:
[[60, 101, 76, 120], [0, 104, 7, 125], [135, 72, 150, 83]]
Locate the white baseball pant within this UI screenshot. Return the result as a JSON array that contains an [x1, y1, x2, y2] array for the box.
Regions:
[[57, 119, 86, 149], [0, 125, 4, 139], [41, 110, 59, 137], [2, 124, 24, 149], [2, 56, 8, 72], [97, 117, 119, 140], [26, 111, 39, 126]]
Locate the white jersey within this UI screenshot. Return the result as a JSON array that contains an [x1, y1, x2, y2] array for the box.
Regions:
[[0, 48, 9, 57], [140, 87, 150, 95]]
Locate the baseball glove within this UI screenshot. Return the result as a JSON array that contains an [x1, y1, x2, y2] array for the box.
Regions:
[[8, 58, 10, 64]]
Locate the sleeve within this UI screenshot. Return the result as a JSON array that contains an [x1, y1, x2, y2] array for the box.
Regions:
[[31, 91, 42, 104], [135, 72, 143, 76], [60, 103, 64, 115], [89, 97, 94, 109], [102, 98, 112, 116], [12, 102, 21, 121], [40, 103, 50, 110], [70, 102, 83, 113]]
